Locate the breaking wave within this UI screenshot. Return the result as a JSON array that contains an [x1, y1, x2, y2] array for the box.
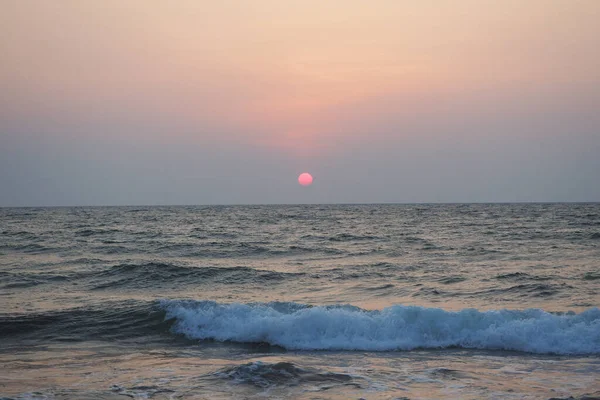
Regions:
[[161, 300, 600, 355]]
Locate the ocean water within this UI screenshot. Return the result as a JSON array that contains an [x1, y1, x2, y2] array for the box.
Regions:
[[1, 204, 599, 399]]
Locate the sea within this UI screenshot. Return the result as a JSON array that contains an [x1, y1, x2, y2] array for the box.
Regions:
[[1, 204, 599, 399]]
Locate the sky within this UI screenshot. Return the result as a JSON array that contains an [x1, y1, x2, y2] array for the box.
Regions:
[[1, 0, 599, 206]]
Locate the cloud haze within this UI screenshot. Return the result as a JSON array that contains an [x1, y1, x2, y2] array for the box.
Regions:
[[1, 0, 599, 205]]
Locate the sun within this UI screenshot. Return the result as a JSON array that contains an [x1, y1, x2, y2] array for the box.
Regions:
[[298, 173, 313, 186]]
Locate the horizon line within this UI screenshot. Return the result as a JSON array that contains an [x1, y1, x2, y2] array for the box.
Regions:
[[1, 201, 599, 209]]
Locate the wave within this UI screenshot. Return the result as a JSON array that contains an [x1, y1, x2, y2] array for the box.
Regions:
[[1, 263, 306, 292], [495, 272, 535, 280], [499, 283, 572, 297], [0, 301, 172, 341], [76, 228, 123, 237], [327, 233, 379, 242], [213, 361, 357, 388], [160, 300, 600, 355], [493, 272, 557, 282], [583, 272, 600, 280], [471, 282, 573, 298], [0, 271, 70, 290], [4, 299, 599, 355], [153, 242, 346, 258], [0, 243, 55, 253], [89, 262, 304, 289], [437, 276, 468, 284]]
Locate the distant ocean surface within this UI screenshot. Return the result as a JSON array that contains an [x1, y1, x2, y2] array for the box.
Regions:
[[1, 204, 599, 399]]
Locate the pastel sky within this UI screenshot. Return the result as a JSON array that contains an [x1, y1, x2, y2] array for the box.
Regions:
[[1, 0, 599, 205]]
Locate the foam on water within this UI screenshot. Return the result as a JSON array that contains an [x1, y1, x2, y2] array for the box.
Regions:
[[160, 300, 600, 355]]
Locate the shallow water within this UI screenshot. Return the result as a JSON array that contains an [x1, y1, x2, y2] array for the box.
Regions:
[[1, 204, 599, 399]]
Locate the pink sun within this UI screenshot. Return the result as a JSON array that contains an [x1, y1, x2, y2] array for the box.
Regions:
[[298, 173, 313, 186]]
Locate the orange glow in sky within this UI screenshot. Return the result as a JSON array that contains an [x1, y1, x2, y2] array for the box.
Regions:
[[1, 0, 599, 154], [1, 0, 599, 205]]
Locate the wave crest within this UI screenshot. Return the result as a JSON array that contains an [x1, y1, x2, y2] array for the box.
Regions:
[[160, 300, 600, 355]]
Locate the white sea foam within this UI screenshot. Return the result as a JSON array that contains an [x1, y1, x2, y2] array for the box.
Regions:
[[160, 300, 600, 354]]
